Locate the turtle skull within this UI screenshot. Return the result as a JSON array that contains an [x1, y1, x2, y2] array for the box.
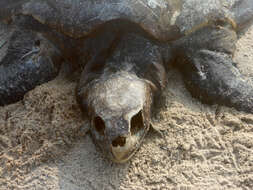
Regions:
[[85, 73, 153, 163]]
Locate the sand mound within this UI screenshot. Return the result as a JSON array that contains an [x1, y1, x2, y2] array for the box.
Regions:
[[0, 26, 253, 190]]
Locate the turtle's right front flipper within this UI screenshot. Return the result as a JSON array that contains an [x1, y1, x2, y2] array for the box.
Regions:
[[0, 23, 62, 106]]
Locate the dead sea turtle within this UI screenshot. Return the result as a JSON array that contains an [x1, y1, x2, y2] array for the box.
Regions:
[[0, 0, 253, 163]]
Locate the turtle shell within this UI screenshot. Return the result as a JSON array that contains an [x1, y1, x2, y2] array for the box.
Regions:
[[1, 0, 253, 41]]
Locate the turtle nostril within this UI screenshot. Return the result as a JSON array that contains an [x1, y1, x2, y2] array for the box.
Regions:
[[112, 136, 126, 147]]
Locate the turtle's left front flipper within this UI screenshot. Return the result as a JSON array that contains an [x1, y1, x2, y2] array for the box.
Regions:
[[178, 49, 253, 113], [173, 24, 253, 113]]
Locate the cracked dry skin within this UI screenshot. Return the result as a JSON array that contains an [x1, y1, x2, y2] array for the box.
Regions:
[[0, 25, 252, 189]]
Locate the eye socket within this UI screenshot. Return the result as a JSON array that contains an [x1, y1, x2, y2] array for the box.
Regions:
[[94, 116, 105, 135], [130, 111, 144, 135]]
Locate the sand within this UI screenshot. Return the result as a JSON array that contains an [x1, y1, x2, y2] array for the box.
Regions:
[[0, 25, 253, 190]]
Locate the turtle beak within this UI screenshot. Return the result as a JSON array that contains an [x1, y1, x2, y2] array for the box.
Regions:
[[91, 110, 150, 163], [110, 110, 148, 163]]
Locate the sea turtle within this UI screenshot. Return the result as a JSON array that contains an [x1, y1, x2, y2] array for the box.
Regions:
[[0, 0, 253, 163]]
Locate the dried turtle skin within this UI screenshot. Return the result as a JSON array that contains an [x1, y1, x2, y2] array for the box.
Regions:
[[76, 33, 169, 162]]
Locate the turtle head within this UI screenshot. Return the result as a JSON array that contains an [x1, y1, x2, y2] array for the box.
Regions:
[[77, 72, 154, 163]]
